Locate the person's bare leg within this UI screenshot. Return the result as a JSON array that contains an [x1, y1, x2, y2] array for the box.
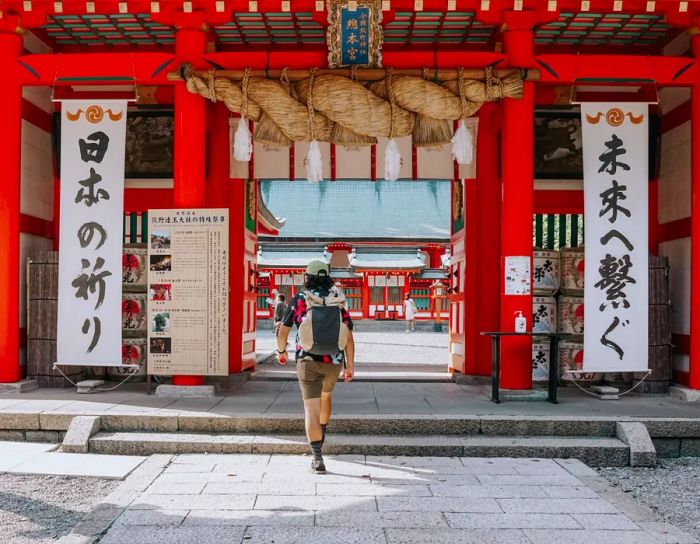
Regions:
[[304, 398, 323, 442], [320, 392, 332, 425]]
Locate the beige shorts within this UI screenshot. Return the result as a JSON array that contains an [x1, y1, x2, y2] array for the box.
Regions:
[[297, 358, 342, 400]]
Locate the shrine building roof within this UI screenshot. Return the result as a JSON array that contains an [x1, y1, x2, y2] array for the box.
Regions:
[[259, 179, 450, 242]]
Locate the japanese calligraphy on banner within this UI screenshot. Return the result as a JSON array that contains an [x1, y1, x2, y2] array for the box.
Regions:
[[57, 101, 127, 366], [581, 103, 649, 372], [327, 0, 383, 68], [147, 209, 229, 377]]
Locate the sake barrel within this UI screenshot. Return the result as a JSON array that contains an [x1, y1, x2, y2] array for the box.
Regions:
[[557, 296, 584, 335], [109, 338, 147, 382], [533, 249, 560, 296], [532, 337, 551, 382], [559, 340, 600, 383], [122, 245, 147, 292], [533, 296, 557, 334], [560, 246, 584, 296], [122, 293, 147, 336]]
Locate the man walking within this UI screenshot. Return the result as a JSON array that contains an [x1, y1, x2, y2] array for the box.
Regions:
[[276, 260, 355, 474]]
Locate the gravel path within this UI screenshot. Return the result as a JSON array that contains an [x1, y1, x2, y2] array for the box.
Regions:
[[599, 457, 700, 540], [0, 474, 119, 544]]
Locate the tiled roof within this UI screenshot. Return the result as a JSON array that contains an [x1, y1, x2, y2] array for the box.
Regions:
[[257, 250, 328, 268], [259, 179, 450, 241], [350, 250, 426, 271]]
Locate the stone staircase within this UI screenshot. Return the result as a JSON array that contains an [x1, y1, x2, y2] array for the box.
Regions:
[[82, 415, 652, 467]]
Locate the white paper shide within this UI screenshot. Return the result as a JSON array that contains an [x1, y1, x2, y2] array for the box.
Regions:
[[57, 101, 127, 366], [581, 103, 649, 372]]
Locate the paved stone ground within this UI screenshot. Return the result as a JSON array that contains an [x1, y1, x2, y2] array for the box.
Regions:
[[600, 458, 700, 541], [4, 382, 700, 418], [0, 474, 118, 544], [256, 329, 449, 366], [59, 454, 696, 544]]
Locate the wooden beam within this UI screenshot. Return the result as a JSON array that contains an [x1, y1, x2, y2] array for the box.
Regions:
[[536, 54, 697, 86], [167, 67, 541, 81]]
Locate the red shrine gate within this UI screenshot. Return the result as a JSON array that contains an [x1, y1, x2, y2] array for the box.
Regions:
[[0, 0, 698, 392]]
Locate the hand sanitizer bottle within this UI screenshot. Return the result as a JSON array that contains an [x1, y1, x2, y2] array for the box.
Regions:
[[514, 311, 526, 333]]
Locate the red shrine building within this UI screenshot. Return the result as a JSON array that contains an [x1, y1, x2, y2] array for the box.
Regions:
[[0, 0, 698, 392], [256, 179, 451, 321]]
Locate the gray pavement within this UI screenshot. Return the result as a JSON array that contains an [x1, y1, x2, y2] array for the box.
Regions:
[[256, 329, 449, 366], [57, 454, 697, 544], [4, 381, 700, 419]]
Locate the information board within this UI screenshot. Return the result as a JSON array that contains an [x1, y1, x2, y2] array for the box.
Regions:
[[147, 209, 229, 376]]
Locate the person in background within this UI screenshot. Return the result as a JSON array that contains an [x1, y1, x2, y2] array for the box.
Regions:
[[273, 293, 287, 336], [404, 293, 418, 332]]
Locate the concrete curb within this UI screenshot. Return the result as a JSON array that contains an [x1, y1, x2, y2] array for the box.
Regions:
[[62, 416, 102, 454], [55, 454, 173, 544], [669, 386, 700, 403], [616, 422, 657, 467]]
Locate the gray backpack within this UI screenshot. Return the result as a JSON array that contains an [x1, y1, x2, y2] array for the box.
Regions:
[[297, 290, 350, 356]]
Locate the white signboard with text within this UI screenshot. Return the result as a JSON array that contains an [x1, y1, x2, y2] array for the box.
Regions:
[[581, 103, 648, 372], [57, 101, 127, 366], [147, 209, 229, 376]]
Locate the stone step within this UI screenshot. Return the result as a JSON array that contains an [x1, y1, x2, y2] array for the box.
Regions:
[[88, 432, 629, 466], [248, 368, 453, 383], [1, 411, 626, 437]]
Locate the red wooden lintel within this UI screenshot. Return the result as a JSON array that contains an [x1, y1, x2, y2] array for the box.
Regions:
[[536, 54, 697, 86]]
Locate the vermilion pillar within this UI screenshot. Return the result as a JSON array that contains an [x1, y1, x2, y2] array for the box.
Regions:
[[690, 33, 700, 390], [172, 28, 207, 386], [0, 31, 23, 383], [500, 12, 535, 389], [475, 103, 501, 376]]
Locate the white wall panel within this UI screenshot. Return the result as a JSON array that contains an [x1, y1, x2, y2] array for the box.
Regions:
[[20, 120, 54, 221], [335, 145, 371, 179], [659, 237, 690, 335], [254, 141, 290, 179], [658, 121, 691, 224], [417, 144, 454, 179]]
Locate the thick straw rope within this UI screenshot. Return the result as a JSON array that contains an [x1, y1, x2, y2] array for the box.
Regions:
[[181, 63, 523, 146]]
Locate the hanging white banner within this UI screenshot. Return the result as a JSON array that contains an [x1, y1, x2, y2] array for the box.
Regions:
[[57, 101, 127, 366], [581, 103, 648, 372]]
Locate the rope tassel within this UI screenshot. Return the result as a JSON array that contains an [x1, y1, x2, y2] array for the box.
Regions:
[[384, 138, 401, 181], [306, 140, 323, 182], [451, 120, 473, 165], [233, 68, 252, 162], [451, 67, 474, 165], [383, 69, 401, 181], [233, 117, 253, 162]]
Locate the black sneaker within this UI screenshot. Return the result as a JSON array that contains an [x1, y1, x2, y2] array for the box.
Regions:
[[310, 457, 327, 474]]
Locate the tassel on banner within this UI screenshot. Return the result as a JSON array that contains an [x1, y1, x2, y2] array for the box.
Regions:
[[384, 138, 401, 181], [451, 120, 473, 165], [306, 140, 323, 182], [233, 116, 252, 161]]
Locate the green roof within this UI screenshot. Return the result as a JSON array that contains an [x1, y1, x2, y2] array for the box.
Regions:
[[259, 179, 450, 241]]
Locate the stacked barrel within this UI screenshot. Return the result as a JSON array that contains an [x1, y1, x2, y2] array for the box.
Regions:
[[532, 246, 672, 390], [639, 256, 672, 393], [26, 251, 81, 386], [118, 244, 148, 381]]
